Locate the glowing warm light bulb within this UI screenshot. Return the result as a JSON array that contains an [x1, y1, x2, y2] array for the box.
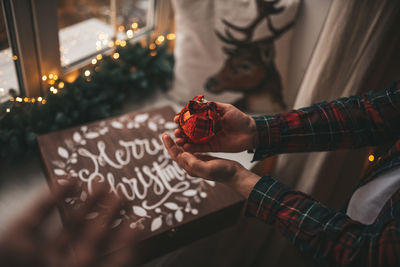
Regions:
[[41, 99, 46, 104], [37, 97, 42, 102], [58, 82, 65, 88], [120, 40, 127, 47], [16, 97, 22, 102], [113, 52, 120, 59], [155, 35, 165, 45], [126, 30, 134, 38], [108, 41, 114, 48], [42, 75, 47, 81], [157, 35, 165, 43], [118, 25, 125, 31], [50, 86, 55, 92], [53, 89, 58, 94], [12, 55, 18, 61], [84, 70, 91, 77], [149, 43, 156, 50], [49, 73, 54, 79], [131, 22, 138, 29], [368, 155, 375, 162], [96, 54, 103, 60], [166, 33, 176, 40], [6, 108, 10, 112], [53, 75, 58, 80], [91, 58, 97, 65]]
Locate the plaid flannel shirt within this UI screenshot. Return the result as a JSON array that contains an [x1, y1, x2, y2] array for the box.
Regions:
[[246, 81, 400, 266]]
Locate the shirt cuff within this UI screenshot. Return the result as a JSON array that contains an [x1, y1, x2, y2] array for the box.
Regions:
[[249, 115, 279, 162], [245, 175, 289, 224]]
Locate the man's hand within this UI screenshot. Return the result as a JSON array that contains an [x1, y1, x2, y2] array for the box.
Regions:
[[0, 184, 137, 267], [162, 134, 260, 198], [174, 102, 258, 153]]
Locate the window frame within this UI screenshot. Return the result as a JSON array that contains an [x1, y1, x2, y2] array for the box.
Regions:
[[1, 0, 160, 98]]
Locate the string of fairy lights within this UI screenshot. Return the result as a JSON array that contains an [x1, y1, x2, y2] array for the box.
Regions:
[[5, 31, 176, 114]]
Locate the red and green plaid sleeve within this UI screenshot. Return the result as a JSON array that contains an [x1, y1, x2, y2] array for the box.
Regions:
[[246, 175, 400, 266], [251, 81, 400, 161]]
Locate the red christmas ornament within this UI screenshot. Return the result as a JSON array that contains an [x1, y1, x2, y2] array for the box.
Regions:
[[177, 95, 221, 144]]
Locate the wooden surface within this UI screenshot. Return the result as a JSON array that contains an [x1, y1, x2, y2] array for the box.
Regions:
[[37, 105, 244, 263]]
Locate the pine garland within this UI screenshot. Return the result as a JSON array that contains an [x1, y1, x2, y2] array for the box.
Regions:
[[0, 42, 174, 160]]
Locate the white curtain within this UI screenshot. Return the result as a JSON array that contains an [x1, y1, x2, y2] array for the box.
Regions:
[[275, 0, 400, 199]]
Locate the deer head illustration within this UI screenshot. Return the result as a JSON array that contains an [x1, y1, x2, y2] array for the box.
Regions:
[[205, 0, 296, 111]]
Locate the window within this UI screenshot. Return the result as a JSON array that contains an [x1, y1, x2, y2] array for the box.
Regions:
[[0, 2, 19, 102], [0, 0, 157, 100], [57, 0, 155, 69]]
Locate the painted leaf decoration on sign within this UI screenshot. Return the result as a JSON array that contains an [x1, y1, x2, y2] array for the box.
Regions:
[[54, 169, 66, 176], [150, 216, 162, 232], [80, 191, 87, 202], [138, 223, 145, 230], [166, 213, 173, 226], [99, 127, 108, 135], [183, 189, 197, 197], [164, 122, 176, 130], [191, 209, 199, 215], [85, 212, 99, 220], [73, 132, 81, 143], [58, 147, 69, 159], [132, 206, 148, 217], [52, 160, 66, 169], [134, 113, 149, 123], [175, 209, 183, 222], [110, 218, 122, 229], [148, 121, 157, 131], [164, 202, 179, 210], [86, 132, 99, 139], [200, 192, 208, 198], [65, 139, 74, 150], [204, 180, 216, 186], [111, 121, 123, 129], [57, 179, 69, 186]]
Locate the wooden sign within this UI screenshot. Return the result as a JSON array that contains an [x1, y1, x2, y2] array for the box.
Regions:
[[37, 106, 244, 263]]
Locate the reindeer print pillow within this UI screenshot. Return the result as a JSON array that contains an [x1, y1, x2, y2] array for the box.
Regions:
[[170, 0, 300, 114]]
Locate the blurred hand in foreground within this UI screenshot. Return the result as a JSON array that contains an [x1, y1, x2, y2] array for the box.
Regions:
[[174, 102, 258, 153], [0, 184, 137, 267], [162, 134, 260, 198]]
